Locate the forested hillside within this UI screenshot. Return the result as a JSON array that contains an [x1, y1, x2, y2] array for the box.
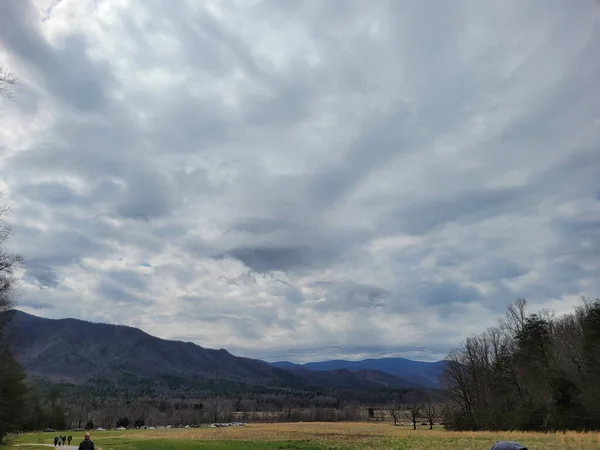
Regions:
[[1, 310, 441, 430]]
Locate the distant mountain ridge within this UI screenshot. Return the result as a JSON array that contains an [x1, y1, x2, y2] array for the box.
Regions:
[[270, 357, 446, 389], [3, 310, 428, 393]]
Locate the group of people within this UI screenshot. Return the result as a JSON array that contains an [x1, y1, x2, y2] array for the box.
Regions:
[[53, 435, 71, 446], [53, 432, 94, 449]]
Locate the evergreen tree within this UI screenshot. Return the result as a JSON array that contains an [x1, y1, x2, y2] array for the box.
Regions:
[[0, 349, 28, 440]]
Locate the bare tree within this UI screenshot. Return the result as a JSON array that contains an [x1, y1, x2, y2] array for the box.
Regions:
[[0, 66, 17, 101], [0, 199, 24, 319], [422, 400, 439, 430], [388, 405, 402, 426], [440, 348, 473, 420], [0, 67, 23, 326], [204, 398, 223, 423], [404, 403, 422, 430], [99, 398, 121, 429], [0, 68, 29, 439], [500, 298, 528, 337]]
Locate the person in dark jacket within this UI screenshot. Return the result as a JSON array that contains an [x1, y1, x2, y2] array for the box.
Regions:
[[67, 435, 72, 445], [490, 441, 528, 450], [78, 432, 95, 450], [53, 436, 58, 447]]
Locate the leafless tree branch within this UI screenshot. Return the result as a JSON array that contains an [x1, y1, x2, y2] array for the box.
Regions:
[[0, 66, 17, 101]]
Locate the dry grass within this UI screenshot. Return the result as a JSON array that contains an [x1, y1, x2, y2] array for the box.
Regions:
[[13, 422, 600, 449]]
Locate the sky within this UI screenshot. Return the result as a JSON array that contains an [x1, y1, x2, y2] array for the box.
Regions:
[[0, 0, 599, 363]]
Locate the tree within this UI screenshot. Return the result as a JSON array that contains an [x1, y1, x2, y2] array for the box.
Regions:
[[405, 403, 422, 430], [442, 297, 600, 432], [0, 203, 24, 328], [422, 400, 439, 430], [0, 349, 28, 440], [116, 417, 130, 428], [0, 66, 23, 323], [367, 407, 375, 419], [0, 67, 16, 102], [580, 300, 600, 428], [0, 67, 28, 443], [21, 388, 49, 431], [388, 405, 401, 426]]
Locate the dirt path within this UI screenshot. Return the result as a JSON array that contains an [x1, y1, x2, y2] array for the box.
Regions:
[[13, 445, 78, 449]]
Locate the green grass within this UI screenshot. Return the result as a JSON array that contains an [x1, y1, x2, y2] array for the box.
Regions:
[[10, 422, 600, 449]]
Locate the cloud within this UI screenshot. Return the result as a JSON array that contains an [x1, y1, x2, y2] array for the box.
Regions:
[[23, 261, 61, 289], [1, 0, 599, 363]]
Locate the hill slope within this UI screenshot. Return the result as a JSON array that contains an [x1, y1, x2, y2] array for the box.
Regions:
[[271, 357, 446, 389], [3, 310, 424, 392]]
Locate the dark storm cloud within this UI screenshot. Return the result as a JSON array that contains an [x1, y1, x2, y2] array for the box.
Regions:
[[1, 0, 599, 362], [23, 261, 61, 289], [221, 219, 370, 273], [226, 246, 336, 273]]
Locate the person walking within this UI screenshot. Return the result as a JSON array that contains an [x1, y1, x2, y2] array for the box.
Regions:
[[53, 435, 59, 447], [78, 432, 95, 450], [67, 435, 72, 445]]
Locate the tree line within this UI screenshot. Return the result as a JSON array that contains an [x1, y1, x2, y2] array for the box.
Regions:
[[441, 298, 600, 431], [4, 383, 436, 431], [0, 66, 31, 443]]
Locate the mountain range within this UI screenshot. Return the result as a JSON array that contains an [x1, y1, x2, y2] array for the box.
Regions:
[[270, 358, 445, 389], [2, 310, 445, 395]]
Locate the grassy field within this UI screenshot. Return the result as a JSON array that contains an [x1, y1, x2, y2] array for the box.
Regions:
[[11, 422, 600, 449]]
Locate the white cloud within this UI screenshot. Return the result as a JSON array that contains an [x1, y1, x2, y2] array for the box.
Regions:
[[1, 0, 599, 363]]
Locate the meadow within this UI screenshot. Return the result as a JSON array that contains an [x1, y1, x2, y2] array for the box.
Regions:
[[11, 422, 600, 450]]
